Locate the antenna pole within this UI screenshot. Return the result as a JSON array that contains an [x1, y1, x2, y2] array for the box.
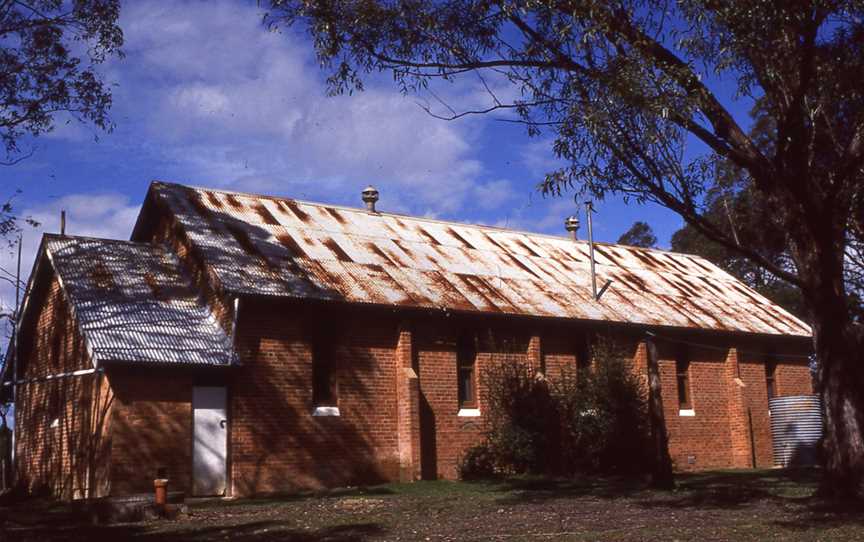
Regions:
[[10, 234, 22, 472], [15, 234, 21, 315], [60, 210, 66, 236], [12, 234, 21, 386], [586, 201, 598, 300]]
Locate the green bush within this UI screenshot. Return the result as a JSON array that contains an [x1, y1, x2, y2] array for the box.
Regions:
[[478, 358, 559, 475], [554, 338, 651, 475], [460, 336, 651, 480], [459, 443, 498, 480]]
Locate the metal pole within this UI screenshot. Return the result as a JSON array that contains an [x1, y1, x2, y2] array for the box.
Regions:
[[15, 234, 21, 321], [586, 201, 598, 300], [10, 234, 21, 474]]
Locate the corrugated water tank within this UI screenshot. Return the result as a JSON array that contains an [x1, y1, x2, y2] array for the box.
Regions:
[[769, 395, 823, 467]]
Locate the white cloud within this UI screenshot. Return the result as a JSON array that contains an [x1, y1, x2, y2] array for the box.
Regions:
[[520, 138, 564, 178], [492, 196, 575, 235], [0, 194, 139, 317], [26, 195, 140, 241], [473, 180, 518, 211], [85, 0, 510, 218]]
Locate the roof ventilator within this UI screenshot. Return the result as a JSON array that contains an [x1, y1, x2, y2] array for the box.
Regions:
[[362, 185, 379, 212], [564, 215, 580, 240]]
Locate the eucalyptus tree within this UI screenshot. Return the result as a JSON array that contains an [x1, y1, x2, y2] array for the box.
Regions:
[[267, 1, 864, 498], [0, 0, 123, 164], [670, 99, 864, 320], [617, 221, 657, 248], [0, 0, 114, 284]]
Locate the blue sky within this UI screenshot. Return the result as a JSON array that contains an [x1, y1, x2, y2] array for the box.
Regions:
[[0, 0, 753, 317]]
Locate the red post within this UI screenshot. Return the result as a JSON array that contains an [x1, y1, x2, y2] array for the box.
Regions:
[[154, 478, 169, 506]]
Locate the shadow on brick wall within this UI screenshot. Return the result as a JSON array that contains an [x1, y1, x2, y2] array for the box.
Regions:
[[230, 301, 400, 495], [13, 269, 115, 499]]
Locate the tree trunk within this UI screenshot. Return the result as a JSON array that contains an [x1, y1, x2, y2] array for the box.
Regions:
[[645, 339, 674, 490], [813, 301, 864, 499], [796, 223, 864, 500]]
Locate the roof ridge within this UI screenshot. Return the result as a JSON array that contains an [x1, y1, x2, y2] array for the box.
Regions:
[[43, 232, 155, 246], [149, 180, 703, 260]]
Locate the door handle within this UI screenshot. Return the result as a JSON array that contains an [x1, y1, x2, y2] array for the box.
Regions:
[[219, 419, 228, 428]]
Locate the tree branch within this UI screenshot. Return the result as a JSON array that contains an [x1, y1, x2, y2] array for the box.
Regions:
[[365, 48, 566, 74], [0, 146, 34, 165], [597, 122, 804, 288], [417, 99, 556, 122], [560, 2, 773, 184]]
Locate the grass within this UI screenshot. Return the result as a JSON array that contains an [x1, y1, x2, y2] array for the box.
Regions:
[[3, 468, 864, 541]]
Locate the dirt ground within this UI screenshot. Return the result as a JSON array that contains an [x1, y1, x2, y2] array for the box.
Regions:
[[2, 468, 864, 541]]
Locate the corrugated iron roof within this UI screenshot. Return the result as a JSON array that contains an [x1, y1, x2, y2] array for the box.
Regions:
[[45, 234, 236, 366], [149, 181, 811, 337]]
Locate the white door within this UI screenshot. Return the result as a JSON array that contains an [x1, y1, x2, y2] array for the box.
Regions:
[[193, 386, 228, 496]]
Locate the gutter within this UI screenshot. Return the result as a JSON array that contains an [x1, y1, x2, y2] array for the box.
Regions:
[[2, 368, 102, 388]]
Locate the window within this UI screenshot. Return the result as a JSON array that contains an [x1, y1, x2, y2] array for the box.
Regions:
[[48, 385, 62, 429], [457, 334, 477, 409], [575, 333, 591, 373], [676, 350, 692, 411], [312, 341, 337, 408], [766, 359, 777, 400]]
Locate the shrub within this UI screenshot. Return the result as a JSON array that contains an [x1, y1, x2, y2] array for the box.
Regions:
[[478, 357, 560, 476], [554, 338, 651, 475], [462, 336, 651, 480], [459, 443, 498, 480]]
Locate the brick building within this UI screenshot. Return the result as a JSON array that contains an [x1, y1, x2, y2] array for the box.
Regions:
[[2, 181, 813, 499]]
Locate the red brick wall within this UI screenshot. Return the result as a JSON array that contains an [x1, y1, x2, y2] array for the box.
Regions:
[[657, 344, 736, 470], [653, 339, 811, 471], [229, 302, 402, 496], [13, 270, 108, 499], [216, 301, 813, 490], [724, 349, 753, 469], [395, 325, 421, 481], [541, 331, 580, 383], [735, 355, 774, 468], [104, 366, 207, 495], [413, 319, 536, 480], [738, 349, 812, 468], [775, 359, 813, 396]]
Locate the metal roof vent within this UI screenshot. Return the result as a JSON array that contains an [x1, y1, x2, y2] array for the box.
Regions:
[[564, 215, 580, 239], [362, 185, 379, 212]]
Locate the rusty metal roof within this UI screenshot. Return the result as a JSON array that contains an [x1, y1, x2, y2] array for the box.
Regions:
[[148, 181, 811, 337], [44, 234, 236, 366]]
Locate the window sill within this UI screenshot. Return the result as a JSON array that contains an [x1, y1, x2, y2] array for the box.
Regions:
[[679, 409, 695, 417], [458, 408, 481, 417], [312, 406, 340, 417]]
